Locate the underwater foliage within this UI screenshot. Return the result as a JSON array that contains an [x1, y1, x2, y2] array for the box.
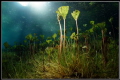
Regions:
[[56, 6, 69, 19], [109, 17, 113, 23], [96, 22, 106, 29], [52, 33, 57, 40], [46, 39, 52, 44], [56, 6, 69, 58], [70, 32, 77, 41], [71, 10, 80, 21], [71, 10, 80, 40], [25, 33, 33, 41], [40, 35, 44, 40], [2, 3, 118, 79], [90, 21, 94, 25]]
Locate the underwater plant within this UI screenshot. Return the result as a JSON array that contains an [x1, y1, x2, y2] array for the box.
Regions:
[[96, 22, 108, 66], [52, 33, 57, 40], [89, 21, 97, 50], [81, 32, 89, 53], [25, 33, 38, 56], [71, 10, 80, 55], [40, 35, 44, 42], [52, 33, 57, 47], [109, 17, 113, 23], [89, 20, 103, 50], [46, 39, 52, 44], [109, 17, 115, 40], [89, 2, 96, 6], [25, 33, 33, 42], [45, 47, 54, 62], [56, 9, 63, 55], [70, 32, 78, 51], [90, 21, 94, 25], [2, 3, 118, 79], [71, 10, 80, 40], [33, 33, 39, 53], [83, 24, 87, 27], [56, 6, 69, 50], [70, 32, 77, 41]]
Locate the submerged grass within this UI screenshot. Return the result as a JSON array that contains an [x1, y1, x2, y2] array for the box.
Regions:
[[2, 40, 119, 79]]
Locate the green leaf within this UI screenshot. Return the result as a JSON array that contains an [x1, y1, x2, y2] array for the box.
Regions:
[[70, 32, 75, 39], [25, 33, 33, 40], [90, 28, 93, 33], [40, 35, 44, 39], [83, 24, 87, 27], [52, 33, 57, 40], [90, 21, 94, 25], [46, 40, 52, 44], [56, 6, 69, 19], [71, 10, 80, 20], [109, 17, 113, 23], [96, 22, 106, 29], [70, 32, 77, 40]]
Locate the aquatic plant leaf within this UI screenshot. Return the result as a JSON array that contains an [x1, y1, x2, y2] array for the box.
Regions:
[[40, 35, 44, 39], [96, 22, 106, 29], [45, 47, 54, 55], [83, 24, 87, 27], [32, 36, 38, 41], [47, 37, 51, 40], [28, 34, 32, 40], [70, 32, 77, 40], [71, 10, 80, 20], [52, 33, 57, 40], [46, 40, 52, 44], [109, 17, 113, 23], [89, 28, 93, 33], [25, 33, 33, 40], [94, 24, 98, 28], [90, 21, 94, 25], [56, 6, 69, 19], [89, 2, 95, 6], [70, 32, 75, 39]]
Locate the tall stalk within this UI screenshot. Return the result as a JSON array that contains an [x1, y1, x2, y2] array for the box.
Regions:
[[63, 19, 66, 49], [97, 22, 108, 67], [71, 10, 80, 40], [56, 6, 69, 55], [57, 15, 63, 55], [71, 10, 80, 55], [76, 20, 79, 40]]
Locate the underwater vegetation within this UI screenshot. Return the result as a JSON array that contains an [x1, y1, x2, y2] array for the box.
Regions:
[[2, 4, 119, 79]]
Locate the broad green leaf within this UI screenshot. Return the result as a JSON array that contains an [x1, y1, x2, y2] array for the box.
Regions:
[[71, 10, 80, 20]]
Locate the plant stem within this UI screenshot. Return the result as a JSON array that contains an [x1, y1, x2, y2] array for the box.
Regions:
[[58, 18, 62, 63], [63, 19, 66, 50], [76, 20, 79, 40]]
